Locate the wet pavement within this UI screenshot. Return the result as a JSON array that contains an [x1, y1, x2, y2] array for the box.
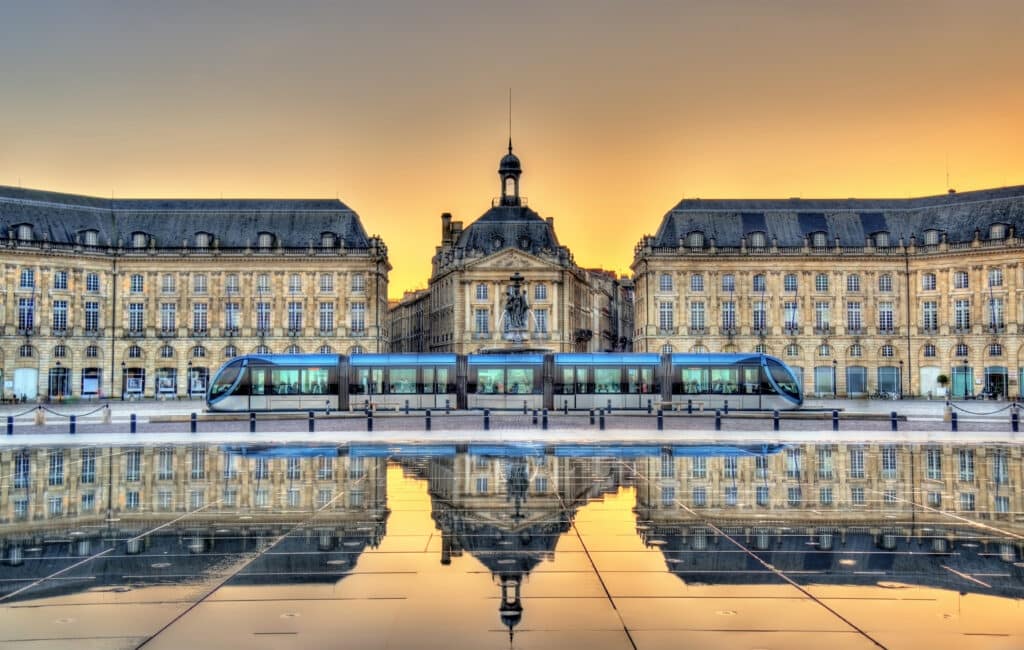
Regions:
[[1, 440, 1022, 649]]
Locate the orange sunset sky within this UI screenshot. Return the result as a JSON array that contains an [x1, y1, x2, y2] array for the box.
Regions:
[[2, 1, 1022, 298]]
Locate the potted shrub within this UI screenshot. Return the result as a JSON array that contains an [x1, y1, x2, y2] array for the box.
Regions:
[[936, 374, 949, 397]]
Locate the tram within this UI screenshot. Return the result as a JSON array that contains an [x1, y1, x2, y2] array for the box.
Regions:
[[207, 352, 803, 412]]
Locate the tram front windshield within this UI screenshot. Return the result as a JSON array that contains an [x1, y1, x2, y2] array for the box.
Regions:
[[209, 361, 243, 400]]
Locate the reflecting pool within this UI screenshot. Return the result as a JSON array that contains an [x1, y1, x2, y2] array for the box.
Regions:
[[1, 441, 1022, 648]]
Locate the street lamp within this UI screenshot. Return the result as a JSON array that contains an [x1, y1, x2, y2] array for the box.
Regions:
[[832, 359, 838, 400], [121, 361, 126, 401], [54, 360, 61, 400], [962, 358, 969, 399], [187, 360, 193, 399], [898, 359, 904, 398]]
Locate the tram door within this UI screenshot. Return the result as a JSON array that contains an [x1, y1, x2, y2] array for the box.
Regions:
[[249, 366, 268, 410], [355, 368, 384, 407], [742, 366, 762, 409]]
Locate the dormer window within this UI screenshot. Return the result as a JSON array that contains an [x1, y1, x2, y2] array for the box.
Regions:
[[748, 231, 767, 248], [16, 224, 33, 241], [989, 223, 1007, 240], [257, 232, 274, 250], [923, 229, 940, 245], [873, 231, 890, 247], [810, 231, 828, 248], [320, 232, 336, 248], [686, 231, 705, 249], [132, 232, 148, 249], [194, 232, 211, 248], [82, 229, 99, 246]]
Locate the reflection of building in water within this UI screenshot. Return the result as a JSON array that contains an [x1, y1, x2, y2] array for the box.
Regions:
[[409, 450, 627, 640], [0, 445, 388, 598], [636, 443, 1024, 596]]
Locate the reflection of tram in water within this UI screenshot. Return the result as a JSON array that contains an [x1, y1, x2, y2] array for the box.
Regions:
[[207, 352, 803, 412]]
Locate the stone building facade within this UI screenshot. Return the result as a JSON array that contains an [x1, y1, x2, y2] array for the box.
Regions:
[[632, 186, 1024, 398], [398, 142, 631, 354], [0, 187, 389, 400]]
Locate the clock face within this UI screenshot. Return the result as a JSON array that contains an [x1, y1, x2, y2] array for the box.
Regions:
[[492, 237, 503, 251]]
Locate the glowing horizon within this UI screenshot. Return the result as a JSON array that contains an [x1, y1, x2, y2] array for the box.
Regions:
[[2, 1, 1021, 298]]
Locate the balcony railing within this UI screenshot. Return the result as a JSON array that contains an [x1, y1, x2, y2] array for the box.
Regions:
[[158, 328, 176, 338], [190, 329, 209, 338], [813, 325, 831, 335]]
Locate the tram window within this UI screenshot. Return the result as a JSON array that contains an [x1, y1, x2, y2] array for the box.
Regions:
[[351, 368, 383, 395], [627, 367, 657, 393], [209, 362, 242, 399], [576, 367, 589, 393], [436, 368, 452, 393], [680, 367, 708, 394], [595, 368, 622, 393], [559, 368, 574, 394], [422, 368, 434, 394], [251, 367, 267, 395], [272, 368, 300, 394], [710, 368, 739, 394], [388, 368, 416, 394], [302, 367, 331, 394], [476, 368, 504, 393], [767, 360, 800, 399], [507, 368, 537, 394], [742, 366, 761, 394]]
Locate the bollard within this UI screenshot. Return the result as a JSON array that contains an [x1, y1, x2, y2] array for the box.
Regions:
[[523, 401, 527, 415], [308, 411, 315, 433], [563, 400, 568, 415], [542, 408, 548, 430], [647, 399, 652, 414], [103, 405, 111, 424], [70, 415, 76, 435], [607, 399, 612, 413], [773, 409, 779, 431], [190, 412, 197, 434], [832, 410, 839, 432], [484, 409, 490, 431], [599, 408, 606, 430], [532, 409, 538, 426], [425, 409, 431, 431], [130, 413, 137, 434], [325, 400, 331, 415], [890, 411, 898, 432], [724, 399, 729, 415], [589, 409, 595, 426], [715, 409, 721, 431], [34, 406, 44, 426], [404, 399, 410, 415], [657, 408, 663, 431], [445, 399, 451, 415], [367, 409, 373, 432], [1013, 410, 1019, 433], [687, 399, 693, 415], [6, 415, 12, 436], [249, 411, 256, 433], [951, 411, 958, 432]]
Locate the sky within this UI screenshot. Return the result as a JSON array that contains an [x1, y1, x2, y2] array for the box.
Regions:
[[2, 1, 1023, 298]]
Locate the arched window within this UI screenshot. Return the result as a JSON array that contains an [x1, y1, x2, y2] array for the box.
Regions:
[[989, 223, 1007, 240], [686, 231, 705, 249], [19, 344, 34, 358], [86, 345, 100, 358], [159, 345, 175, 358], [923, 229, 940, 245], [748, 231, 767, 248], [257, 232, 274, 249], [989, 343, 1003, 357], [818, 344, 831, 357], [224, 345, 238, 359], [658, 273, 673, 292], [192, 346, 206, 358], [254, 344, 271, 355], [955, 343, 969, 357], [82, 229, 99, 246], [873, 231, 890, 247], [810, 231, 828, 248], [131, 232, 148, 248], [849, 344, 863, 358], [691, 344, 708, 353], [923, 344, 936, 358], [846, 274, 860, 292], [194, 232, 211, 248], [128, 345, 142, 358], [350, 345, 365, 354], [752, 274, 766, 292], [320, 232, 336, 248], [754, 344, 768, 354], [786, 344, 800, 357], [878, 274, 893, 292], [53, 344, 67, 358], [319, 344, 333, 354], [16, 224, 34, 241], [660, 344, 673, 354], [880, 344, 894, 358], [285, 344, 301, 354]]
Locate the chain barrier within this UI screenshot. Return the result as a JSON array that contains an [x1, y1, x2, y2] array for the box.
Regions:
[[949, 402, 1016, 416], [6, 405, 41, 418], [37, 403, 111, 418]]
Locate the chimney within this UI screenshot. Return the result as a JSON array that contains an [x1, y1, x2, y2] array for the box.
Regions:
[[441, 212, 452, 241]]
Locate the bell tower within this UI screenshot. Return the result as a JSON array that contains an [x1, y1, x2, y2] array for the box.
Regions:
[[498, 139, 522, 207]]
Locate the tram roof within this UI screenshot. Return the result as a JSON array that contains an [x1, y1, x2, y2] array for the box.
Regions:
[[468, 353, 545, 365], [349, 353, 456, 366], [243, 354, 340, 366], [555, 353, 661, 365], [670, 353, 773, 365]]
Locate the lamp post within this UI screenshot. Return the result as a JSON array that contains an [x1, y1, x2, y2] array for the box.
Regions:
[[898, 359, 904, 398], [962, 357, 969, 399], [120, 361, 126, 400], [832, 359, 838, 400], [187, 360, 193, 399], [54, 360, 61, 400]]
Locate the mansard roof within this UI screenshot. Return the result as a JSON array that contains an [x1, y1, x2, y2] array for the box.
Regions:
[[455, 204, 561, 255], [650, 185, 1024, 248], [0, 185, 373, 249]]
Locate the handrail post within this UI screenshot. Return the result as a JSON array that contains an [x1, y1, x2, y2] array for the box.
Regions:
[[249, 411, 255, 433]]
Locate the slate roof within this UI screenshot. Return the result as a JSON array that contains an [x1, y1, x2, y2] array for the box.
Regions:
[[455, 205, 561, 256], [651, 185, 1024, 247], [0, 185, 373, 249]]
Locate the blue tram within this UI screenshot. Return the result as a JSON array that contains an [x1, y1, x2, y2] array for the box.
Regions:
[[207, 351, 803, 412]]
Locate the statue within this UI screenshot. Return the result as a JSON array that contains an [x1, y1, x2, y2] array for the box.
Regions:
[[504, 285, 529, 330]]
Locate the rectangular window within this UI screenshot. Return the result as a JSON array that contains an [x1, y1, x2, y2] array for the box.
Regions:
[[81, 492, 95, 512], [724, 485, 738, 506], [691, 456, 707, 479], [783, 301, 798, 330], [926, 447, 942, 480], [814, 301, 830, 330], [755, 455, 769, 480], [689, 301, 705, 331], [690, 274, 704, 292], [351, 273, 366, 293], [225, 302, 240, 330], [85, 301, 100, 331], [320, 273, 333, 293], [225, 273, 239, 294], [922, 274, 936, 290], [722, 274, 735, 292], [534, 308, 548, 333], [721, 301, 735, 330], [193, 303, 208, 332], [878, 302, 894, 331], [319, 302, 334, 332], [193, 274, 207, 294], [20, 268, 35, 288], [851, 486, 865, 505], [256, 302, 271, 331], [534, 476, 548, 492], [846, 301, 861, 331], [992, 451, 1009, 484], [48, 450, 64, 486], [81, 449, 97, 484], [190, 490, 205, 510], [223, 488, 237, 506], [86, 272, 100, 292], [787, 486, 802, 507], [287, 488, 301, 507], [756, 485, 769, 507], [49, 496, 64, 516], [287, 457, 301, 480], [351, 303, 365, 333], [954, 299, 971, 329], [783, 274, 797, 292], [52, 300, 67, 331], [476, 283, 488, 300], [18, 298, 34, 330], [316, 456, 334, 480], [958, 449, 975, 482], [753, 301, 767, 331], [960, 492, 975, 511], [162, 274, 176, 293], [254, 488, 269, 507], [476, 477, 489, 494], [14, 452, 30, 488], [723, 457, 737, 479], [289, 274, 302, 294], [817, 447, 833, 479], [157, 490, 173, 511], [849, 446, 865, 479], [475, 308, 489, 334], [157, 449, 174, 480], [349, 456, 365, 479], [692, 486, 707, 507], [661, 453, 675, 478], [660, 486, 676, 507], [191, 447, 206, 479], [256, 274, 270, 293], [989, 298, 1005, 328], [786, 448, 801, 479], [126, 491, 140, 510], [130, 274, 144, 293], [995, 495, 1010, 513], [129, 303, 145, 331], [881, 445, 898, 479], [658, 302, 674, 332], [927, 491, 942, 507], [160, 303, 176, 332], [288, 302, 303, 331], [884, 489, 897, 505], [922, 301, 938, 330], [53, 270, 67, 290], [126, 449, 141, 482], [254, 457, 269, 480], [819, 487, 833, 505]]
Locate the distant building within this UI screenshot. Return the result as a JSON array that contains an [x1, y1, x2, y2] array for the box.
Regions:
[[389, 289, 430, 353], [0, 187, 389, 400], [632, 186, 1024, 397], [399, 141, 631, 353]]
